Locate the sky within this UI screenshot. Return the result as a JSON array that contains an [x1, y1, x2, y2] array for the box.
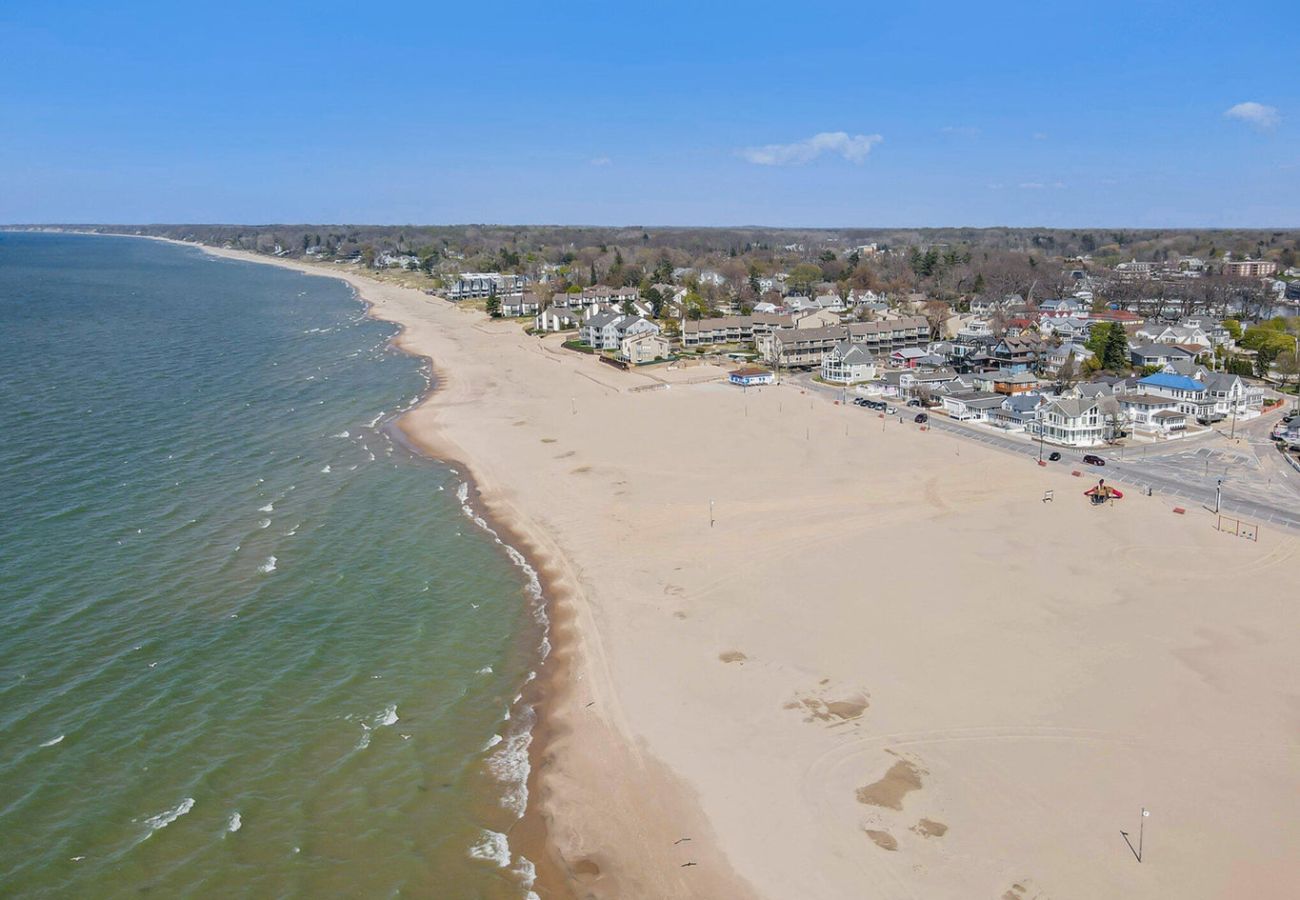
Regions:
[[2, 0, 1296, 228]]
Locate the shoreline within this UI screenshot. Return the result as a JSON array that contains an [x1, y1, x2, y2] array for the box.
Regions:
[[45, 230, 572, 896], [86, 232, 735, 897]]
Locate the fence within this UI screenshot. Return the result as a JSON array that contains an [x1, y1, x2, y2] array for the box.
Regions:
[[1216, 516, 1259, 542]]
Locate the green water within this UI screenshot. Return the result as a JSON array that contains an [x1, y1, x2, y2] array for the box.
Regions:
[[0, 233, 545, 898]]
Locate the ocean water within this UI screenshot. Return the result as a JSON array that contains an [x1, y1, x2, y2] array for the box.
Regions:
[[0, 233, 545, 898]]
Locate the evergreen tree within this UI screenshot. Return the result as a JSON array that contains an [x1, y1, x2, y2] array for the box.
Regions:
[[1103, 321, 1130, 370]]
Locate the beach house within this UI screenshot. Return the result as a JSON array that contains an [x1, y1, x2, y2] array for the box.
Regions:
[[1036, 397, 1105, 447], [820, 341, 876, 384], [620, 331, 671, 365]]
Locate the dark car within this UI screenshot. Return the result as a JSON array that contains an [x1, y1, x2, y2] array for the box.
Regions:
[[914, 413, 929, 424], [907, 399, 922, 407], [1082, 454, 1105, 466], [1047, 451, 1062, 461]]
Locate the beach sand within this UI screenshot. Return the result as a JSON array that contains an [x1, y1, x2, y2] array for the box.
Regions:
[[189, 244, 1300, 899]]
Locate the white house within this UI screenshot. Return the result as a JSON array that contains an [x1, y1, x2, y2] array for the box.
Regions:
[[820, 341, 876, 384], [1036, 397, 1105, 447], [940, 391, 1006, 421], [535, 307, 579, 332], [1119, 394, 1188, 437]]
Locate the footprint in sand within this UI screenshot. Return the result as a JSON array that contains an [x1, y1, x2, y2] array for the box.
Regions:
[[785, 688, 870, 724], [864, 829, 898, 851], [718, 650, 747, 664], [855, 756, 926, 810], [570, 465, 592, 474], [910, 818, 948, 838]]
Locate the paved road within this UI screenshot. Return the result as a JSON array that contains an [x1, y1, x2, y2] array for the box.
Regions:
[[794, 375, 1300, 531]]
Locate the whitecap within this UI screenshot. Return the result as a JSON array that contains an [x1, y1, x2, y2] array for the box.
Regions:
[[284, 523, 300, 536], [468, 830, 511, 867], [258, 518, 271, 529], [320, 465, 331, 474], [334, 430, 350, 438], [355, 726, 372, 750], [486, 730, 533, 817], [227, 812, 242, 833], [483, 734, 503, 751], [259, 556, 277, 574], [69, 856, 85, 862], [142, 798, 195, 834], [375, 704, 398, 728], [259, 502, 274, 513], [476, 666, 493, 675], [40, 735, 65, 748]]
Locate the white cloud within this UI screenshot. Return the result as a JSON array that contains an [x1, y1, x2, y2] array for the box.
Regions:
[[1032, 132, 1048, 141], [1018, 181, 1066, 190], [589, 156, 612, 166], [740, 131, 883, 166], [1224, 101, 1280, 131], [941, 125, 980, 137]]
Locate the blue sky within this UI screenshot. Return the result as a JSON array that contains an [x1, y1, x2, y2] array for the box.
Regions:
[[2, 0, 1295, 227]]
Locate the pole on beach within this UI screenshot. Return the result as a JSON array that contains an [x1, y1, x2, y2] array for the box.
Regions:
[[1121, 807, 1149, 862], [1215, 478, 1222, 514], [571, 397, 576, 415], [709, 499, 714, 528]]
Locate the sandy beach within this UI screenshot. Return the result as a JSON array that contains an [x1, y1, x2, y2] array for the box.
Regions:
[[186, 244, 1300, 899]]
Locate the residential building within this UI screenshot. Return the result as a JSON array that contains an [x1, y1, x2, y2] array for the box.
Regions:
[[846, 315, 928, 354], [445, 272, 528, 301], [1119, 394, 1186, 436], [535, 307, 578, 332], [620, 332, 671, 365], [1223, 259, 1278, 278], [1130, 372, 1213, 421], [681, 316, 754, 348], [764, 326, 848, 367], [500, 292, 542, 318], [580, 312, 661, 351], [990, 370, 1040, 395], [991, 336, 1050, 371], [820, 341, 876, 384], [1037, 397, 1105, 447], [1130, 344, 1197, 368], [940, 391, 1005, 421]]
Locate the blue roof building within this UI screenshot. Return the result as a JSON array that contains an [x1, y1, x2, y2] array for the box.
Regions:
[[1138, 373, 1205, 393]]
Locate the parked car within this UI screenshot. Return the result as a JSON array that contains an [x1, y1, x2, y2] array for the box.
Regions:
[[853, 397, 867, 406], [885, 405, 897, 415], [907, 399, 922, 407], [1048, 451, 1062, 461], [914, 413, 928, 424], [1082, 454, 1105, 466]]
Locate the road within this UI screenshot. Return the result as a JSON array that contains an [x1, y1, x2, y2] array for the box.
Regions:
[[794, 375, 1300, 532]]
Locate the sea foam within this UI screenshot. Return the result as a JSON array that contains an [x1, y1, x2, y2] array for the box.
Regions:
[[142, 798, 195, 834], [468, 830, 511, 867], [227, 812, 242, 833], [259, 556, 277, 574]]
